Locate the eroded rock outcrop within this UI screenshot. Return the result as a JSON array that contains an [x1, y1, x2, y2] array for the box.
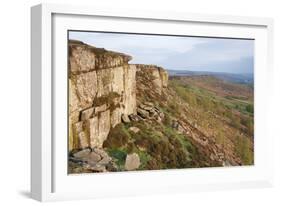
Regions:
[[68, 40, 169, 152], [69, 40, 136, 150], [135, 64, 168, 95]]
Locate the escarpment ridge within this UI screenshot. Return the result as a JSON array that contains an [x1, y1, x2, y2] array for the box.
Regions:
[[68, 40, 168, 151]]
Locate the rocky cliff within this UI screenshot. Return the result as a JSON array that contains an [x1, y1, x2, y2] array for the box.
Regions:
[[68, 40, 167, 151], [69, 40, 137, 150]]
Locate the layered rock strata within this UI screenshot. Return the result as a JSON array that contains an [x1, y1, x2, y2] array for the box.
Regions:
[[135, 64, 168, 95], [69, 40, 136, 150], [68, 40, 168, 151]]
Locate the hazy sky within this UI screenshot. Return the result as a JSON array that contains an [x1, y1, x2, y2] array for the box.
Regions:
[[69, 31, 254, 74]]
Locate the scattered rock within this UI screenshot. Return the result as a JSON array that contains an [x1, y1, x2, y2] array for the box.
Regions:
[[129, 126, 140, 133], [94, 148, 109, 158], [177, 124, 185, 134], [87, 164, 107, 172], [125, 153, 141, 171], [136, 103, 164, 122], [73, 148, 91, 158], [106, 161, 118, 172], [210, 153, 215, 161], [171, 120, 185, 133], [121, 114, 131, 123], [222, 160, 232, 167], [86, 152, 102, 162], [158, 112, 163, 118], [69, 157, 84, 165], [137, 108, 150, 118], [98, 156, 112, 165], [129, 114, 143, 122], [143, 102, 154, 107], [171, 120, 179, 129], [71, 148, 114, 173], [139, 103, 153, 111]]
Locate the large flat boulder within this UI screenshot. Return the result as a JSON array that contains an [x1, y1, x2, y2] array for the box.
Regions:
[[125, 153, 141, 171]]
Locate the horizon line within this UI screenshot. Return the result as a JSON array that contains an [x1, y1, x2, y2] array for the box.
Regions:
[[166, 69, 253, 74]]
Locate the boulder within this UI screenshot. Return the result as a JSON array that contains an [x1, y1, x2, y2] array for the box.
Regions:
[[139, 103, 153, 111], [143, 102, 154, 107], [171, 120, 179, 129], [73, 148, 91, 158], [222, 160, 232, 167], [125, 153, 141, 171], [94, 148, 109, 158], [87, 164, 106, 172], [157, 109, 165, 119], [129, 126, 140, 133], [86, 152, 102, 162], [177, 124, 185, 134], [121, 114, 131, 123], [129, 114, 143, 122], [71, 148, 114, 173], [137, 108, 150, 119], [106, 161, 118, 172], [98, 156, 112, 165]]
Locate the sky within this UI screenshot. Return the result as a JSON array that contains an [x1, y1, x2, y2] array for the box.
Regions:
[[69, 31, 254, 74]]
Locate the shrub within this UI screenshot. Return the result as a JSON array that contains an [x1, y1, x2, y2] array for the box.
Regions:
[[103, 123, 130, 148], [240, 116, 254, 137], [146, 158, 161, 170], [137, 151, 152, 170], [246, 104, 254, 114], [107, 148, 127, 169], [92, 92, 120, 107]]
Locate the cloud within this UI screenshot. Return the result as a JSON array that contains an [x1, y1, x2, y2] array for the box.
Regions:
[[69, 31, 206, 53], [69, 31, 254, 74]]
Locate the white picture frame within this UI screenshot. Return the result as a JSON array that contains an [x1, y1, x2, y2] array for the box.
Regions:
[[31, 3, 274, 202]]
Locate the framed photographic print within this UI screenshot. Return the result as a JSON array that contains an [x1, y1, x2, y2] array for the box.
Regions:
[[31, 3, 274, 201]]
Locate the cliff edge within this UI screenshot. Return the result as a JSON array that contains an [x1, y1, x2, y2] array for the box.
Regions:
[[68, 40, 167, 151]]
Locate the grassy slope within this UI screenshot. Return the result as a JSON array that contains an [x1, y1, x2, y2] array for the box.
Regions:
[[168, 76, 254, 165], [104, 75, 254, 171]]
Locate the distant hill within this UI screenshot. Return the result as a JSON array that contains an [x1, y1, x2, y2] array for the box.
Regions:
[[167, 70, 253, 84], [169, 75, 253, 100]]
